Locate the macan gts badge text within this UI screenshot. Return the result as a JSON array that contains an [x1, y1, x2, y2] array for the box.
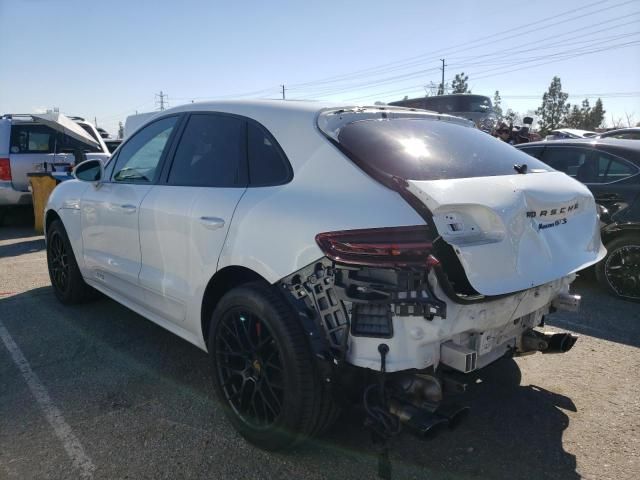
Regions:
[[525, 202, 578, 232]]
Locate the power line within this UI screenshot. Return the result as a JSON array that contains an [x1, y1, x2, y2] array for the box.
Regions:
[[285, 0, 634, 93], [341, 39, 640, 102], [286, 14, 639, 99]]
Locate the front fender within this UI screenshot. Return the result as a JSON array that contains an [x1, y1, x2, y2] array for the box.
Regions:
[[45, 180, 90, 269]]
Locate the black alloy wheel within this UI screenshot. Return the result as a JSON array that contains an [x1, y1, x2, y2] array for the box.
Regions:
[[46, 219, 99, 304], [603, 242, 640, 300], [215, 308, 285, 429], [208, 282, 340, 450], [48, 230, 70, 293]]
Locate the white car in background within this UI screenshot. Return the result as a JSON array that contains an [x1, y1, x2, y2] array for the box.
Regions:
[[44, 100, 604, 450], [545, 128, 598, 140]]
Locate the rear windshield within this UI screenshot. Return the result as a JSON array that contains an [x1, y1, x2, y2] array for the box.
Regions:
[[423, 95, 492, 113], [336, 118, 552, 181]]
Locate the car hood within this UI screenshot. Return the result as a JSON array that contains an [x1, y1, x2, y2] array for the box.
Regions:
[[406, 171, 606, 296]]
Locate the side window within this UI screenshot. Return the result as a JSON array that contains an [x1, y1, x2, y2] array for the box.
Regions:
[[10, 124, 56, 153], [519, 146, 544, 160], [248, 122, 291, 186], [593, 151, 638, 183], [543, 147, 592, 179], [112, 116, 178, 183], [167, 114, 246, 187]]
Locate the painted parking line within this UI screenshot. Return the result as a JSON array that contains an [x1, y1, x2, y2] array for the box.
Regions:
[[0, 320, 95, 479]]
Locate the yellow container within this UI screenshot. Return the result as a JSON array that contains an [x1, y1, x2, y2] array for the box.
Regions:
[[27, 173, 59, 234]]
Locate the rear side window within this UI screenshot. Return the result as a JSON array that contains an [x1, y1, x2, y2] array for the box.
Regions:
[[593, 151, 638, 183], [168, 114, 246, 187], [248, 122, 291, 186], [336, 118, 552, 181], [10, 124, 56, 153]]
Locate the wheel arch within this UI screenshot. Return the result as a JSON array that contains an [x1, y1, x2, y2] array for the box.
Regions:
[[200, 265, 270, 346], [601, 222, 640, 245], [45, 209, 62, 236]]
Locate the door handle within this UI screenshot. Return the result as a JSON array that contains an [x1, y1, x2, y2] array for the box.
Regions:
[[120, 204, 137, 213], [199, 216, 225, 230]]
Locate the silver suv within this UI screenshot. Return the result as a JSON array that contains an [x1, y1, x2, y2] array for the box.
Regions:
[[0, 113, 110, 223]]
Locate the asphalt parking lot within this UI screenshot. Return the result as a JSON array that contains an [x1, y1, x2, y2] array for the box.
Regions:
[[1, 208, 639, 480]]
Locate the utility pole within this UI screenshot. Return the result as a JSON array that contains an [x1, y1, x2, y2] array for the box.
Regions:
[[439, 59, 446, 95], [156, 91, 168, 111], [281, 85, 286, 100], [94, 116, 98, 126]]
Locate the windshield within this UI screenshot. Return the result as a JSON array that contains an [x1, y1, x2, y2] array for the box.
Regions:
[[337, 118, 552, 181]]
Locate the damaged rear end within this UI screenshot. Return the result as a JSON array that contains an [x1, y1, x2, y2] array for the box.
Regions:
[[280, 107, 604, 442]]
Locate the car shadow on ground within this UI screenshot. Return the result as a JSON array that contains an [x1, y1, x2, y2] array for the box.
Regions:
[[0, 238, 44, 258], [0, 286, 580, 480]]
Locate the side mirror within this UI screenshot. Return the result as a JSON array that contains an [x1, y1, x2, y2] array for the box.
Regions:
[[73, 159, 104, 184]]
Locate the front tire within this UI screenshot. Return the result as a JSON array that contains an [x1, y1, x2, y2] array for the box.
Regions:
[[208, 282, 339, 450], [46, 219, 98, 304], [595, 234, 640, 301]]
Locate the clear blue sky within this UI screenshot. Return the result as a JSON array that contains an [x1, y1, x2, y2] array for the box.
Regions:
[[1, 0, 638, 135]]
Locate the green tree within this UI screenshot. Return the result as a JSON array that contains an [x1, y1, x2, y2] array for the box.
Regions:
[[437, 82, 446, 95], [493, 90, 503, 122], [451, 72, 470, 94], [587, 98, 605, 130], [565, 104, 583, 128], [536, 76, 570, 135]]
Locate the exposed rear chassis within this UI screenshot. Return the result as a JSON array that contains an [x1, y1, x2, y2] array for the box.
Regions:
[[280, 258, 579, 438]]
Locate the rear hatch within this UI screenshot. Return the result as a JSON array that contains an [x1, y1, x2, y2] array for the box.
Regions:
[[319, 108, 605, 296]]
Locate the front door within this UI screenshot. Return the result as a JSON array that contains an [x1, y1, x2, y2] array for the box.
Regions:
[[81, 115, 180, 302]]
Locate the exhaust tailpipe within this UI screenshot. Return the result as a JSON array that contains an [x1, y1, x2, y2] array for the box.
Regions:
[[544, 332, 578, 353], [389, 400, 449, 438], [521, 330, 578, 354]]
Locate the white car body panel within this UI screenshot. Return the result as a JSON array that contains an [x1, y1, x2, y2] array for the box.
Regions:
[[218, 139, 424, 284], [406, 172, 605, 295]]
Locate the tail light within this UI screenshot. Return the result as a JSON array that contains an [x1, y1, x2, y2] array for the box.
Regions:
[[315, 225, 436, 268], [0, 158, 11, 181]]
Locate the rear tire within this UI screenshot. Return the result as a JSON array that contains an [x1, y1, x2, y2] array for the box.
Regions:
[[46, 219, 99, 304], [595, 234, 640, 301], [208, 282, 340, 450]]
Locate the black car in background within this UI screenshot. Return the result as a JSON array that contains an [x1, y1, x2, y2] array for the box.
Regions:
[[517, 139, 640, 301]]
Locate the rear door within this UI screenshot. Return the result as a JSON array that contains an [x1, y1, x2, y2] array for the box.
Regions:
[[8, 123, 58, 191], [138, 113, 248, 328]]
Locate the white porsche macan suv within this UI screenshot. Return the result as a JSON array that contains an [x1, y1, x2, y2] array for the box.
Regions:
[[44, 100, 605, 449]]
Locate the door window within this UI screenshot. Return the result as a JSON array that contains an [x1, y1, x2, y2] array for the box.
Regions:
[[248, 122, 291, 186], [542, 147, 592, 179], [593, 151, 638, 183], [10, 124, 56, 153], [167, 114, 246, 187], [112, 116, 178, 183]]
